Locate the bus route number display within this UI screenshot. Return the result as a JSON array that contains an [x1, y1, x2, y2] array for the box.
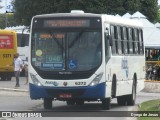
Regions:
[[44, 19, 90, 28]]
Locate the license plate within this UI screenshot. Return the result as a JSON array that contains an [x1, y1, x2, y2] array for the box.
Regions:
[[59, 93, 72, 98]]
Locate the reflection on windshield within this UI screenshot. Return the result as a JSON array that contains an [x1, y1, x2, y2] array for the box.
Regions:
[[31, 31, 102, 71]]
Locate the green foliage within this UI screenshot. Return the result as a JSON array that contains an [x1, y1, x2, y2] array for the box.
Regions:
[[0, 14, 5, 28], [139, 0, 159, 22], [138, 99, 160, 120], [13, 0, 159, 26], [0, 13, 18, 29]]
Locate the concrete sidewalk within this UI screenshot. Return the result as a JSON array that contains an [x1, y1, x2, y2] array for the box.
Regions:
[[0, 77, 29, 92], [143, 81, 160, 93]]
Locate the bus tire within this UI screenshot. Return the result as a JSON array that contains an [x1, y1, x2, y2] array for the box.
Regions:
[[111, 74, 117, 98], [101, 98, 111, 110], [66, 100, 75, 105], [117, 96, 126, 106], [44, 98, 52, 109], [126, 80, 136, 106]]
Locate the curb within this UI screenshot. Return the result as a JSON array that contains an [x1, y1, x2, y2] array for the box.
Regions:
[[0, 87, 29, 92], [145, 80, 160, 83], [143, 82, 160, 93]]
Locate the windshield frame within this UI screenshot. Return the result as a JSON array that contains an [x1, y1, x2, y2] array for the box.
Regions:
[[30, 16, 103, 79]]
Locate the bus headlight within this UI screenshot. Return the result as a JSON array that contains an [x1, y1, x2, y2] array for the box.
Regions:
[[89, 73, 103, 86], [30, 73, 42, 86]]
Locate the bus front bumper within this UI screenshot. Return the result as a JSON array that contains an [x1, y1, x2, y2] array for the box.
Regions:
[[29, 83, 106, 100]]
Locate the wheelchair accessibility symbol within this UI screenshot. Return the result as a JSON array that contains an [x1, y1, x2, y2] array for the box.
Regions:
[[69, 60, 77, 69]]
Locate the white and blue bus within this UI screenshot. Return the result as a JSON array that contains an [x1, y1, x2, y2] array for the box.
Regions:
[[29, 10, 145, 110]]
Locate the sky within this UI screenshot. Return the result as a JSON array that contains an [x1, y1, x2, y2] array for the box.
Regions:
[[0, 0, 13, 13]]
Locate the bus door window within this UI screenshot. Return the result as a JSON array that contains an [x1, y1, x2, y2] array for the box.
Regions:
[[110, 25, 116, 55], [105, 26, 110, 63]]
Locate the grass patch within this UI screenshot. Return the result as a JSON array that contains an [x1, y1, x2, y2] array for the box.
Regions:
[[138, 99, 160, 120]]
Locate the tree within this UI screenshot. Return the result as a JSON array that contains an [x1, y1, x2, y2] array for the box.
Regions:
[[139, 0, 159, 22], [0, 13, 18, 29], [13, 0, 159, 26]]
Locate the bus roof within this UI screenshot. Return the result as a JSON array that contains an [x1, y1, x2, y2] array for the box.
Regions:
[[0, 29, 16, 34], [103, 15, 143, 28], [33, 12, 143, 28], [5, 26, 30, 34]]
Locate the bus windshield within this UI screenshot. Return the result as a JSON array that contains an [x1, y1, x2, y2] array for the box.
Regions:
[[31, 30, 102, 72]]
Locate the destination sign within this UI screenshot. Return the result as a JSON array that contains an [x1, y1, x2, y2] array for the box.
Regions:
[[44, 19, 90, 28], [40, 33, 64, 39]]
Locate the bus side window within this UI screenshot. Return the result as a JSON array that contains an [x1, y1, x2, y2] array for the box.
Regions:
[[120, 26, 124, 54], [17, 33, 25, 47], [21, 34, 25, 47], [117, 26, 122, 54], [128, 28, 133, 54], [110, 25, 117, 55], [126, 28, 130, 54], [25, 34, 29, 46], [17, 34, 21, 47], [139, 29, 144, 54], [123, 27, 128, 54], [114, 26, 119, 54], [134, 29, 139, 54], [131, 28, 135, 54]]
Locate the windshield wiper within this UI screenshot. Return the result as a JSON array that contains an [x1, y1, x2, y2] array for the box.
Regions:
[[69, 31, 83, 48], [48, 31, 63, 49]]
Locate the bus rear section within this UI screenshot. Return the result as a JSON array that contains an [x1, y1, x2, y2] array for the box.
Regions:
[[0, 30, 17, 80]]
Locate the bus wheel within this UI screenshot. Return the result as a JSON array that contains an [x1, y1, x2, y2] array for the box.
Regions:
[[66, 100, 75, 105], [111, 74, 117, 98], [75, 100, 84, 105], [101, 98, 111, 110], [44, 98, 52, 109], [126, 81, 136, 106], [117, 96, 126, 106]]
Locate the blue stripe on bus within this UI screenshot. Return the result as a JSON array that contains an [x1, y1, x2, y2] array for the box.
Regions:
[[29, 82, 106, 100]]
